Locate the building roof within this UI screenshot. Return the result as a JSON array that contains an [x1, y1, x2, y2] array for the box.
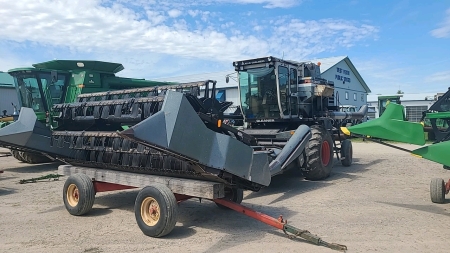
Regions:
[[154, 56, 370, 92], [9, 60, 125, 74], [367, 93, 439, 102], [0, 71, 14, 88], [311, 56, 371, 93]]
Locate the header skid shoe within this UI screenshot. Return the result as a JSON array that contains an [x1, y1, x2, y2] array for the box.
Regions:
[[120, 90, 272, 187]]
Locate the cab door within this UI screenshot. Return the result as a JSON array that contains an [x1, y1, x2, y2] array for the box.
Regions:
[[277, 65, 289, 118], [289, 68, 298, 117]]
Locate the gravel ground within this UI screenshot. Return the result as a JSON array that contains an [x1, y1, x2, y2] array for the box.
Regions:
[[0, 143, 449, 253]]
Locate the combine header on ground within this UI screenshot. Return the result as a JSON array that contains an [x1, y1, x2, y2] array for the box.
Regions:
[[341, 87, 450, 204]]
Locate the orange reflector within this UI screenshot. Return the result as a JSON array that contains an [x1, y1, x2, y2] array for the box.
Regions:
[[218, 119, 222, 128], [290, 131, 295, 135], [78, 84, 85, 88]]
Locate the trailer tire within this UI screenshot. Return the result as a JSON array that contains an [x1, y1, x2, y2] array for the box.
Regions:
[[63, 174, 96, 216], [135, 185, 178, 237], [10, 150, 27, 162], [430, 178, 445, 204], [216, 188, 243, 209], [302, 126, 334, 181], [340, 139, 353, 167]]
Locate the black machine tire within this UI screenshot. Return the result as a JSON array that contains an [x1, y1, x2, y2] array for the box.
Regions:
[[63, 174, 96, 216], [430, 178, 445, 204], [10, 150, 27, 162], [340, 139, 353, 167], [19, 151, 52, 164], [135, 185, 178, 237], [215, 188, 244, 209], [302, 125, 334, 181]]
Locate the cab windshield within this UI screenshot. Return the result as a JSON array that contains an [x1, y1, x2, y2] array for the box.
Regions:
[[13, 72, 67, 113], [238, 67, 280, 119]]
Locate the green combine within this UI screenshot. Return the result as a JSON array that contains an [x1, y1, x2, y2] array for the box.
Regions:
[[342, 89, 450, 203], [1, 60, 175, 163]]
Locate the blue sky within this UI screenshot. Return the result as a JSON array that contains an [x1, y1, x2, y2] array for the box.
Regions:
[[0, 0, 449, 94]]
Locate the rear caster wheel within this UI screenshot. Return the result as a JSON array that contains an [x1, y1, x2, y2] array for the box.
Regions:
[[135, 184, 178, 237], [430, 178, 445, 204], [340, 139, 353, 167], [63, 174, 95, 215]]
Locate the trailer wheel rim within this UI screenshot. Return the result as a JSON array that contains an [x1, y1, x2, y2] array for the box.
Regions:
[[66, 184, 79, 207], [321, 141, 331, 166], [141, 197, 160, 226]]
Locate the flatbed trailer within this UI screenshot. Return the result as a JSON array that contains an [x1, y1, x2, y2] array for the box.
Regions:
[[58, 165, 347, 252]]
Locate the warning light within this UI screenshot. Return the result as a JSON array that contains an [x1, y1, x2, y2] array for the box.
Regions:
[[218, 119, 222, 128]]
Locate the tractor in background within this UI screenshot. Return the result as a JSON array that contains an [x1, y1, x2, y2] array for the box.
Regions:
[[2, 60, 175, 163], [378, 95, 402, 117]]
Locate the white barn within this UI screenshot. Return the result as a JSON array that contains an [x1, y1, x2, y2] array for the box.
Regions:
[[154, 56, 371, 112]]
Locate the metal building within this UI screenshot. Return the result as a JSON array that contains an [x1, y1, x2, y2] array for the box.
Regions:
[[367, 93, 440, 122], [154, 56, 371, 113], [0, 71, 19, 115]]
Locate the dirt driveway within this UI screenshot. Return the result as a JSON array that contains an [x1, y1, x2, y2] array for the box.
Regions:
[[1, 143, 449, 253]]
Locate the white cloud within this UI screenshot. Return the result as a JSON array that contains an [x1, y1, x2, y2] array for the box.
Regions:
[[431, 8, 450, 38], [0, 0, 378, 78], [220, 22, 235, 29], [268, 19, 379, 58], [220, 0, 300, 8], [146, 10, 167, 25], [168, 9, 183, 18]]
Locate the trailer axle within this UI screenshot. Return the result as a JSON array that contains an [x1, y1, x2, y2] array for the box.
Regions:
[[213, 198, 347, 252]]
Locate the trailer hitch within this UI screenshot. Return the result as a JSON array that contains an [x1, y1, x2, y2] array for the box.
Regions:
[[281, 218, 347, 251], [214, 198, 347, 252]]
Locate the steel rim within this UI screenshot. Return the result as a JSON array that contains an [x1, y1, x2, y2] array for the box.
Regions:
[[141, 197, 160, 226], [321, 141, 331, 166], [66, 184, 79, 207]]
